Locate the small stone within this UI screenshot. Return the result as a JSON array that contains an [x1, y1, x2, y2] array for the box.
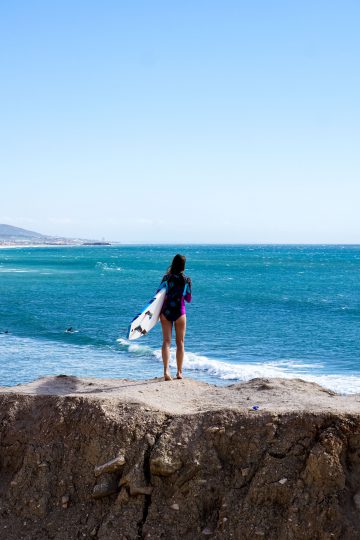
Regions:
[[202, 527, 213, 535], [92, 475, 118, 499], [206, 427, 220, 433], [94, 455, 125, 477], [146, 434, 156, 447], [129, 485, 154, 496], [255, 530, 265, 536], [61, 495, 69, 508], [170, 503, 179, 510], [150, 456, 182, 476], [353, 491, 360, 510], [206, 426, 224, 434], [279, 478, 288, 485], [241, 468, 249, 477]]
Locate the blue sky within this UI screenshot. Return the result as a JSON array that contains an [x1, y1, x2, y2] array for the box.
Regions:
[[0, 1, 359, 243]]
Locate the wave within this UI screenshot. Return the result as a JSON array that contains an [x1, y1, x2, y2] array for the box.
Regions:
[[116, 337, 154, 356], [117, 338, 360, 395], [96, 262, 123, 272], [0, 268, 38, 273], [2, 333, 360, 396]]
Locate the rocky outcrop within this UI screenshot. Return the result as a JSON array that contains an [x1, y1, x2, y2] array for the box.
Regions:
[[1, 388, 360, 539]]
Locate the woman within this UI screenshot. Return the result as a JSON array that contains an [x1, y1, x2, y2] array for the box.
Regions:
[[160, 254, 192, 381]]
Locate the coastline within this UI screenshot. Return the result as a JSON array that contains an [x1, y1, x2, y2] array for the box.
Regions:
[[0, 240, 114, 249], [0, 243, 84, 249], [0, 243, 113, 249]]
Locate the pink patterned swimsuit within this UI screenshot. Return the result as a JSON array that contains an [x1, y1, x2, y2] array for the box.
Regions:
[[160, 273, 192, 322]]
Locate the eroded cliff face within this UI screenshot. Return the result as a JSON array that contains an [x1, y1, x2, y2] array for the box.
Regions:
[[0, 393, 360, 540]]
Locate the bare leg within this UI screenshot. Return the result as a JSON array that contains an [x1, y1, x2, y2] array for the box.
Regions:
[[160, 315, 173, 381], [175, 315, 186, 379]]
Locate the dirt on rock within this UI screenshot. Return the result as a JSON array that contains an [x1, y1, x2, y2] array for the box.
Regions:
[[1, 376, 360, 539]]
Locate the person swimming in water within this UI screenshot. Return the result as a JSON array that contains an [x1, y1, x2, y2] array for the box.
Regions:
[[159, 254, 192, 381]]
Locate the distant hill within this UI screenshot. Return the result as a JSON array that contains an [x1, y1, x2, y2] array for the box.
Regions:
[[0, 224, 45, 240], [0, 224, 112, 246]]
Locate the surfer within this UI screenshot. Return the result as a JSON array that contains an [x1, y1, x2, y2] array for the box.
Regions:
[[159, 254, 192, 381]]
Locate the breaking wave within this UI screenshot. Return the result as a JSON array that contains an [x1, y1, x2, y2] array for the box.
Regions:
[[117, 338, 360, 395]]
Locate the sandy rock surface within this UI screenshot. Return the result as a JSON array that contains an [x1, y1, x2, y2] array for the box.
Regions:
[[1, 374, 360, 414]]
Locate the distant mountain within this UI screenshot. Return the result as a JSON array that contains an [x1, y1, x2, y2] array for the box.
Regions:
[[0, 224, 45, 240], [0, 224, 112, 246]]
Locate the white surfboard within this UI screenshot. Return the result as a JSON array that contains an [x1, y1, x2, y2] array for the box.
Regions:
[[127, 287, 166, 341]]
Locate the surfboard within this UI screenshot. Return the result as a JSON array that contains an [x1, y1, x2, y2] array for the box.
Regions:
[[127, 286, 166, 341]]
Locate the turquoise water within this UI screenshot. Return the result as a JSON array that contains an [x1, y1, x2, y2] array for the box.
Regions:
[[0, 245, 359, 393]]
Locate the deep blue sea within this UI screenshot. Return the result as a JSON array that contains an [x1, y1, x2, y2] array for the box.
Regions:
[[0, 245, 359, 393]]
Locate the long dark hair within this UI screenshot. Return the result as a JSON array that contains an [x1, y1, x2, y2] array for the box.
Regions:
[[167, 254, 186, 275]]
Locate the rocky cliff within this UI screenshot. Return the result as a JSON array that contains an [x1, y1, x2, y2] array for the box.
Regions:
[[1, 376, 360, 540]]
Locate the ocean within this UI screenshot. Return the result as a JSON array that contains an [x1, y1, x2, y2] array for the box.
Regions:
[[0, 244, 359, 394]]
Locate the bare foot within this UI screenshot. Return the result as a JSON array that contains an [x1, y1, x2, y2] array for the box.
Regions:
[[176, 372, 183, 380], [164, 372, 172, 381]]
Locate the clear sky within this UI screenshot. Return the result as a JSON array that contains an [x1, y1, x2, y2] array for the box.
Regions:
[[0, 1, 359, 243]]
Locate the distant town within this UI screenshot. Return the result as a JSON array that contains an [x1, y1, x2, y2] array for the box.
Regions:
[[0, 224, 112, 247]]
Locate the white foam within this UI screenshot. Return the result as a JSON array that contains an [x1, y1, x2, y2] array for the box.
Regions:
[[0, 268, 38, 273], [96, 262, 122, 272], [266, 359, 324, 370], [116, 337, 153, 356], [117, 338, 360, 395], [181, 354, 360, 395]]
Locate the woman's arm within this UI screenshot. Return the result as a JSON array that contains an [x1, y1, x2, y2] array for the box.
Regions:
[[184, 278, 192, 303], [159, 274, 168, 292]]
